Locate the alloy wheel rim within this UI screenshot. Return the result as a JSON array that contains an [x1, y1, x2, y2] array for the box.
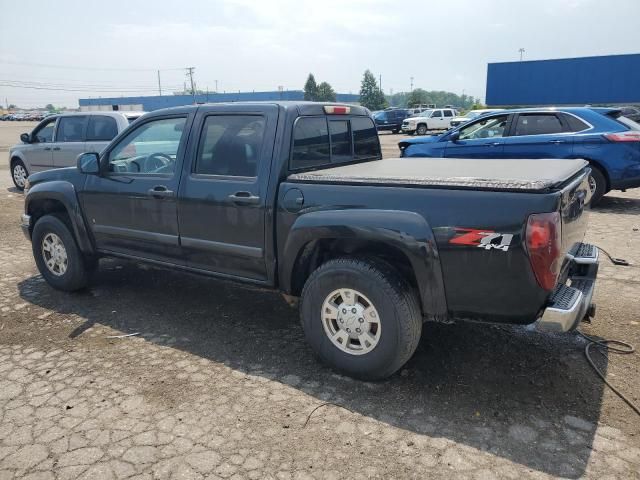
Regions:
[[41, 233, 68, 276], [321, 288, 381, 355], [588, 175, 597, 193], [13, 164, 26, 188]]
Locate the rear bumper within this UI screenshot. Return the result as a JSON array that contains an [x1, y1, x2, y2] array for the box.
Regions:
[[536, 243, 599, 333]]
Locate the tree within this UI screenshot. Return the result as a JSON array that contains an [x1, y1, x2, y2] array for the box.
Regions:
[[44, 104, 55, 112], [358, 70, 386, 111], [303, 74, 319, 101], [406, 88, 430, 107], [316, 82, 336, 102]]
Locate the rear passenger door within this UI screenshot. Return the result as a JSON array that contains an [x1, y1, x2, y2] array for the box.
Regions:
[[52, 116, 88, 167], [85, 115, 120, 154], [502, 112, 574, 159], [177, 104, 279, 281]]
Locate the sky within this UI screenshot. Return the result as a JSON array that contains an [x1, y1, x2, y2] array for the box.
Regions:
[[1, 0, 639, 108]]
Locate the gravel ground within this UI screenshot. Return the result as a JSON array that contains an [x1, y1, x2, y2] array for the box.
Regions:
[[0, 128, 639, 479]]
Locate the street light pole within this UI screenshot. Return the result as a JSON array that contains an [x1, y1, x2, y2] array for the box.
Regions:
[[519, 48, 525, 61]]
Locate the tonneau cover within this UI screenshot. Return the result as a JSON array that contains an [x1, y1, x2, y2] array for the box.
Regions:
[[288, 158, 589, 191]]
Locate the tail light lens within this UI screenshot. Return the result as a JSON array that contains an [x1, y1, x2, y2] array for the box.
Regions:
[[526, 212, 562, 291], [604, 131, 640, 142]]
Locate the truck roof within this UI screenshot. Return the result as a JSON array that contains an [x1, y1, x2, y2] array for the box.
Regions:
[[288, 158, 589, 192], [141, 101, 371, 118]]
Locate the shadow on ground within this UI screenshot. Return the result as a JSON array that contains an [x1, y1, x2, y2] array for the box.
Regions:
[[18, 260, 607, 478], [593, 193, 640, 215]]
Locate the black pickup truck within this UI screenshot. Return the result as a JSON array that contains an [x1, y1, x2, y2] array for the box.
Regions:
[[21, 102, 599, 380]]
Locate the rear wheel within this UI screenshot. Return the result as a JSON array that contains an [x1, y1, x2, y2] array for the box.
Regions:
[[32, 215, 93, 291], [11, 159, 28, 190], [300, 258, 422, 380], [588, 166, 607, 206], [416, 124, 428, 136]]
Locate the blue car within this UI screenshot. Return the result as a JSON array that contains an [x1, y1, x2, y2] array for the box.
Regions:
[[399, 107, 640, 204]]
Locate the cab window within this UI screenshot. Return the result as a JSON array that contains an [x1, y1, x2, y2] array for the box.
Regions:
[[107, 117, 186, 175], [194, 115, 265, 177], [56, 116, 87, 142], [431, 110, 443, 118], [32, 118, 56, 143], [459, 114, 509, 140], [513, 114, 564, 136], [86, 116, 118, 141]]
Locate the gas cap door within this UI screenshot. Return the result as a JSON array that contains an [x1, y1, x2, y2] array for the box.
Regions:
[[282, 188, 305, 213]]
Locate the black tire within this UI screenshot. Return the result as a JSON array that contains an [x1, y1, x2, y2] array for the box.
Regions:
[[588, 166, 607, 206], [416, 124, 428, 136], [300, 258, 422, 380], [32, 214, 93, 291], [11, 158, 28, 191]]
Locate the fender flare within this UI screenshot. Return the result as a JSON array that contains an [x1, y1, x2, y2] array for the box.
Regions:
[[25, 181, 95, 255], [280, 209, 447, 318]]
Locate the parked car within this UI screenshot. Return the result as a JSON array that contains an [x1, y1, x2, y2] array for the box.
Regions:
[[21, 102, 598, 380], [9, 111, 146, 190], [401, 108, 458, 135], [449, 109, 504, 128], [399, 107, 640, 204], [619, 105, 640, 123], [373, 108, 410, 133]]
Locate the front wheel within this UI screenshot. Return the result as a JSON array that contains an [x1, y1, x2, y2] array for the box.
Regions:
[[11, 159, 28, 190], [32, 215, 94, 291], [300, 258, 422, 380], [416, 124, 428, 136], [588, 167, 607, 206]]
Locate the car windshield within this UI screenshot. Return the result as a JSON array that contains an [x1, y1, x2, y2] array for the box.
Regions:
[[464, 111, 482, 119], [616, 115, 640, 131], [374, 112, 386, 120]]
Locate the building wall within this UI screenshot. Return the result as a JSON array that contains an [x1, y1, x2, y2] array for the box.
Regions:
[[486, 53, 640, 106], [79, 90, 360, 111]]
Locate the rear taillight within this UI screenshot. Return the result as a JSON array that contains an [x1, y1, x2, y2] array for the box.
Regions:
[[526, 212, 562, 291], [604, 131, 640, 142]]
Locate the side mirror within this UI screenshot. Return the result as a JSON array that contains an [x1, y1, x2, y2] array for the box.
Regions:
[[20, 133, 31, 143], [448, 131, 460, 142], [77, 152, 100, 175]]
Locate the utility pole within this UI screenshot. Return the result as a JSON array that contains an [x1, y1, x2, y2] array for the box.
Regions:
[[157, 70, 162, 96], [215, 80, 218, 93], [186, 67, 196, 102], [519, 48, 525, 61], [379, 74, 382, 93], [410, 77, 414, 92]]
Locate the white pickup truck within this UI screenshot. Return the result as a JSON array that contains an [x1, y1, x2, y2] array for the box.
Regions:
[[401, 108, 457, 135]]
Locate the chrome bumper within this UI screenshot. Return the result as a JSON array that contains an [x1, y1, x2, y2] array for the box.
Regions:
[[537, 243, 599, 333], [20, 213, 31, 240]]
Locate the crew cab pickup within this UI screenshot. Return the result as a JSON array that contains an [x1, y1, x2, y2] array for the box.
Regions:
[[21, 102, 598, 380]]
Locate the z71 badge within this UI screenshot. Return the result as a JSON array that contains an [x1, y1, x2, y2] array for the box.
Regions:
[[449, 228, 513, 252]]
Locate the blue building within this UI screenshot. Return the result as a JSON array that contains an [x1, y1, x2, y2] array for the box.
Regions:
[[79, 90, 360, 112], [486, 53, 640, 107]]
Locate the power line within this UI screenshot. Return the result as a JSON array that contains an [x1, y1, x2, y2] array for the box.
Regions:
[[0, 82, 183, 93], [0, 59, 185, 72]]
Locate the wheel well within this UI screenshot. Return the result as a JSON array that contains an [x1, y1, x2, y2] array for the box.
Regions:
[[10, 156, 23, 169], [585, 160, 610, 191], [417, 122, 427, 128], [28, 199, 71, 231], [290, 239, 418, 298]]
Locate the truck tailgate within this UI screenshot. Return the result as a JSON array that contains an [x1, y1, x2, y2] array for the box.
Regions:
[[558, 168, 592, 266]]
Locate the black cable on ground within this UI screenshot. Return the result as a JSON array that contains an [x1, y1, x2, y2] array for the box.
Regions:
[[576, 330, 640, 417], [594, 245, 631, 266]]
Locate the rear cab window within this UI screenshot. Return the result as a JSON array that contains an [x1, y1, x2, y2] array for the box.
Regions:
[[290, 116, 380, 171]]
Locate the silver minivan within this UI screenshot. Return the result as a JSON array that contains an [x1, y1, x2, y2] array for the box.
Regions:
[[9, 111, 145, 190]]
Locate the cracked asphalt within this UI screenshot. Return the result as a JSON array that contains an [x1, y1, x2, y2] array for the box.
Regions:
[[1, 130, 640, 479]]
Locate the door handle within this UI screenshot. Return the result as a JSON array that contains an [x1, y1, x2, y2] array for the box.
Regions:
[[548, 140, 566, 144], [44, 147, 51, 151], [489, 142, 502, 146], [147, 185, 174, 199], [52, 147, 61, 151], [228, 191, 260, 205]]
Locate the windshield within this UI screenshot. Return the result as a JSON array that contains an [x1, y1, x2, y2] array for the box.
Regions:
[[616, 115, 640, 131], [374, 112, 386, 120], [464, 111, 482, 119]]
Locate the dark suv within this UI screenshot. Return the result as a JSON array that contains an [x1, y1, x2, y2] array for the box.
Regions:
[[373, 109, 409, 134]]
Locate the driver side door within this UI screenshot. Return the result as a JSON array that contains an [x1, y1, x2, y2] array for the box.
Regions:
[[79, 114, 191, 263]]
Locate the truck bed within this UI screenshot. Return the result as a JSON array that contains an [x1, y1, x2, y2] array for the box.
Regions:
[[288, 158, 589, 192]]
